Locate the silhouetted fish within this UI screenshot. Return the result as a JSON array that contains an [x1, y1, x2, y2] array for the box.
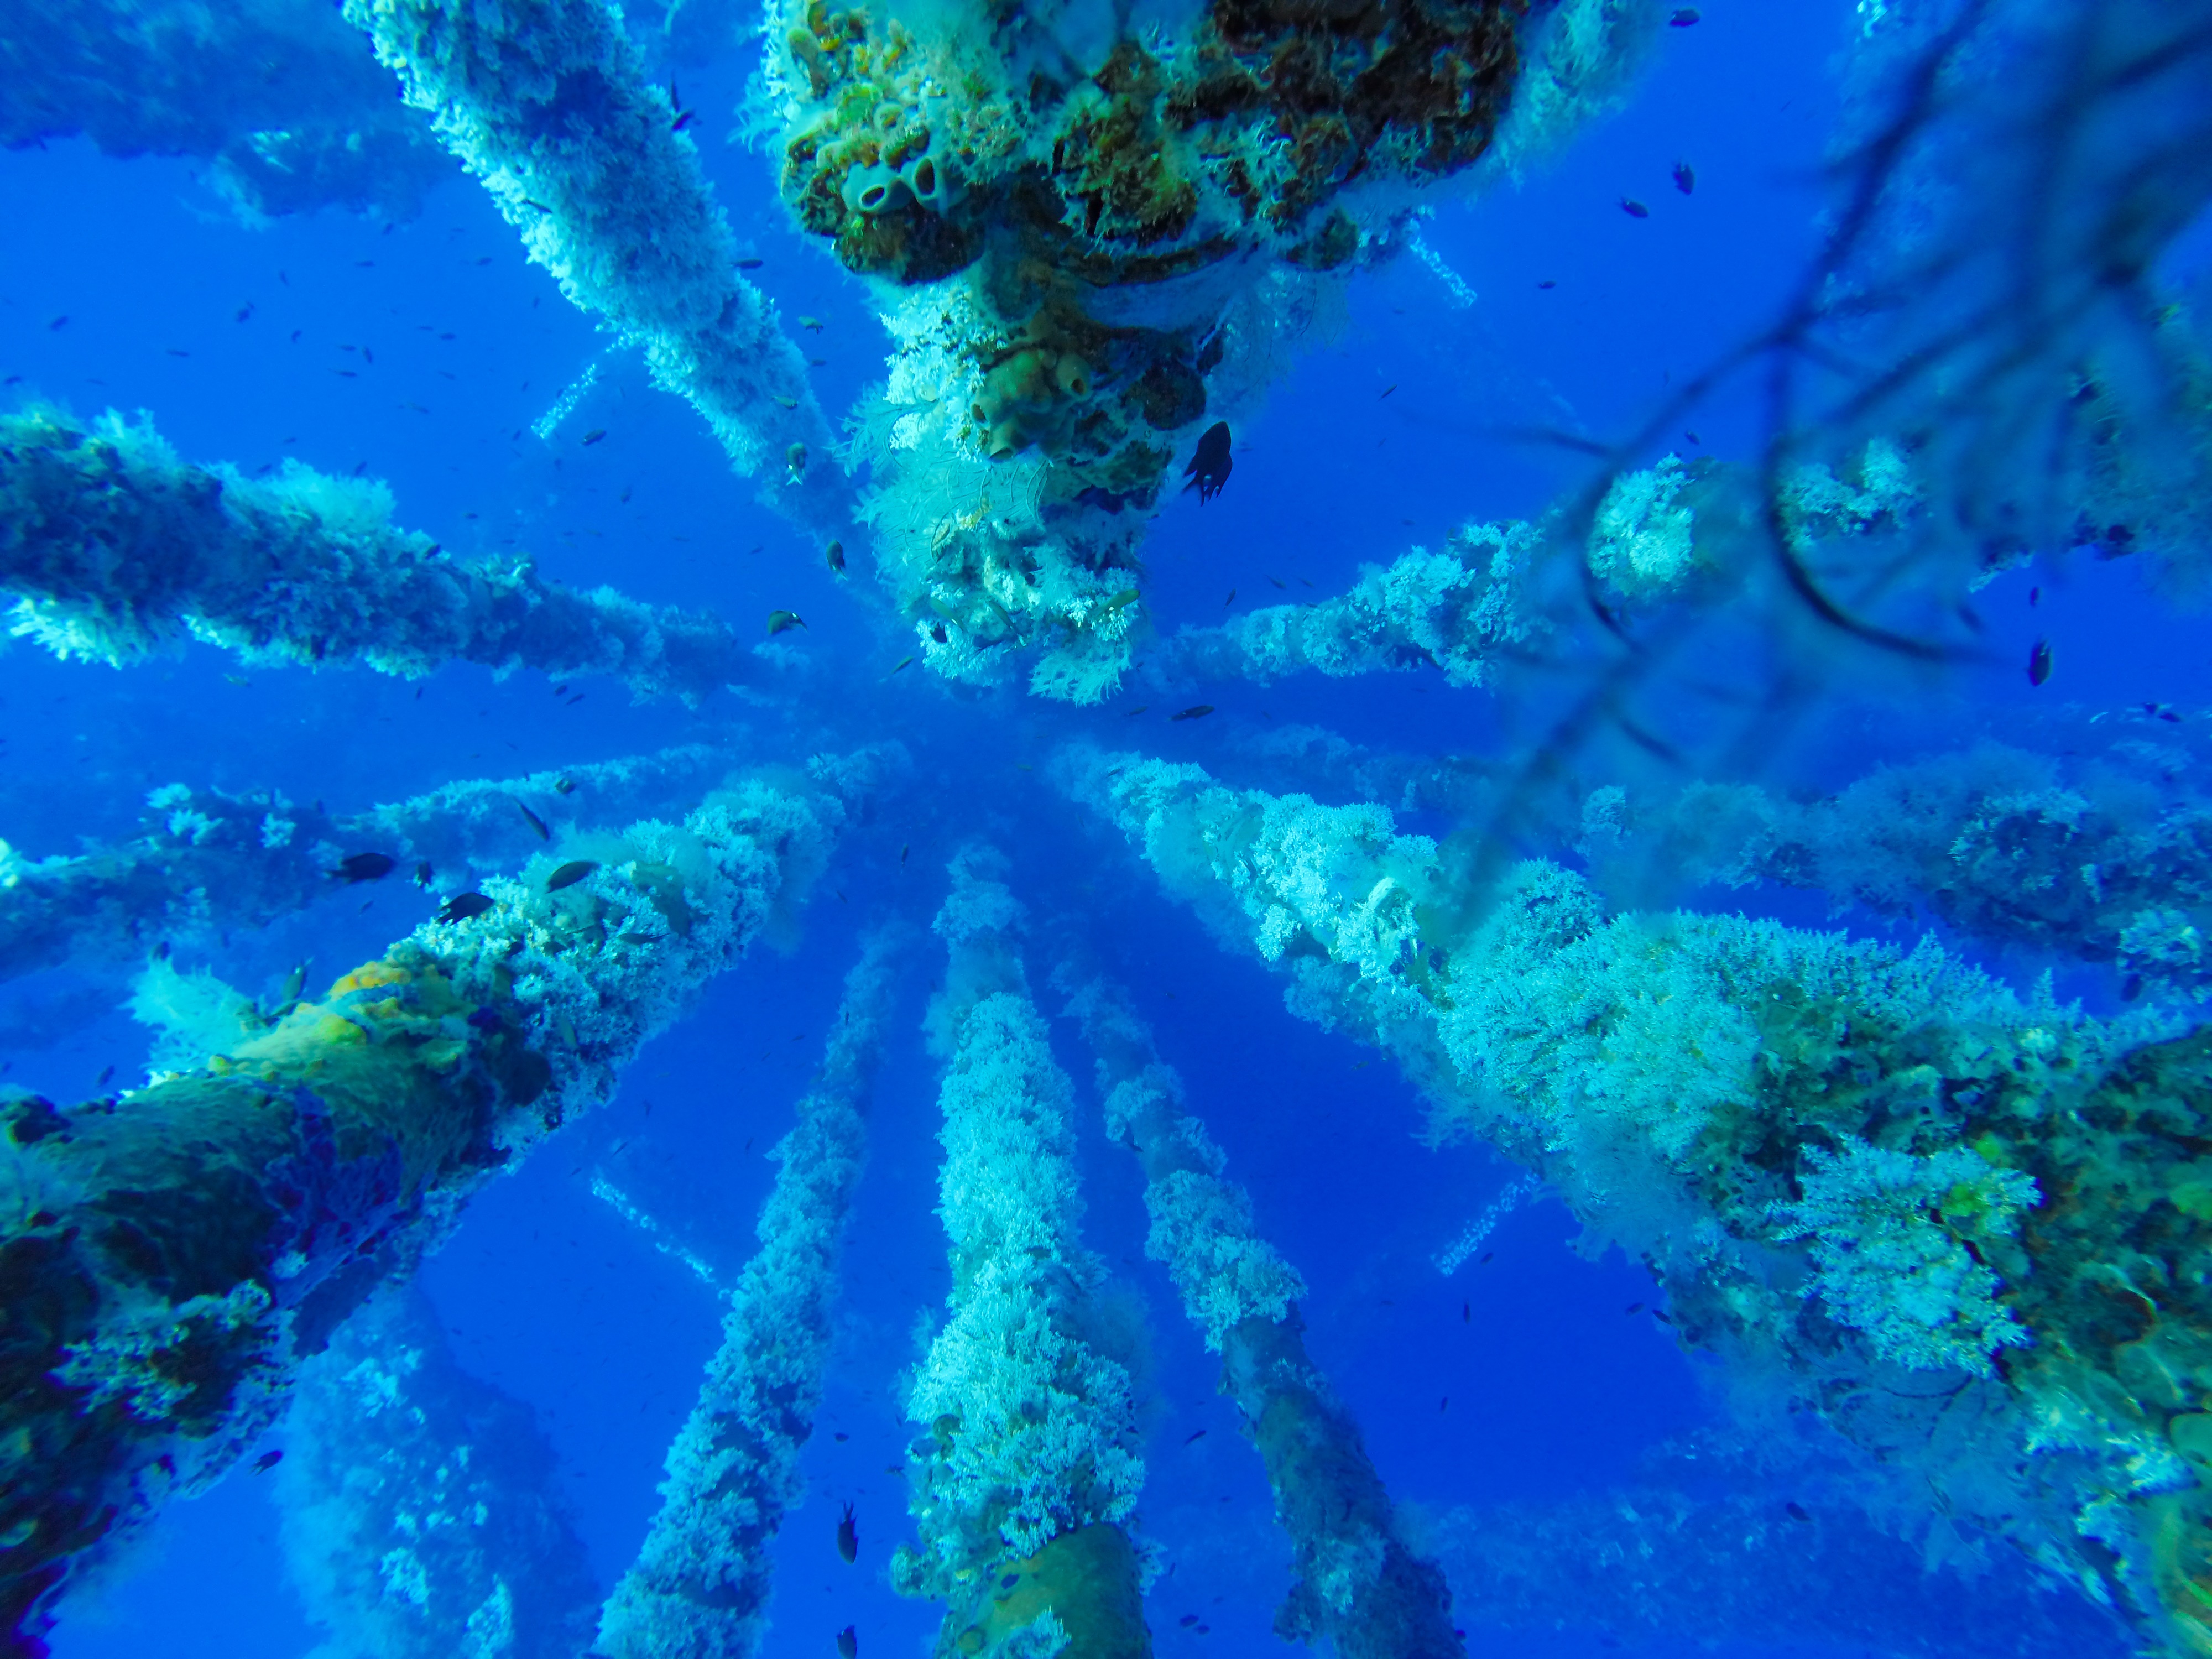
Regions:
[[837, 1503, 858, 1564], [546, 860, 598, 891], [439, 892, 495, 924], [330, 853, 395, 883], [517, 801, 551, 840], [769, 610, 807, 636], [2027, 638, 2053, 686], [837, 1628, 858, 1658], [1620, 197, 1650, 218], [251, 1450, 283, 1475], [1673, 160, 1695, 194], [1170, 705, 1214, 722], [1183, 421, 1232, 504]]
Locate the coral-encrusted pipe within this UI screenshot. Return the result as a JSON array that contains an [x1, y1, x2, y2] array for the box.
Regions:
[[0, 406, 753, 701], [1055, 743, 2212, 1658], [0, 745, 739, 987], [345, 0, 841, 529], [597, 924, 906, 1659], [1058, 970, 1463, 1659], [0, 749, 896, 1651], [893, 850, 1150, 1659]]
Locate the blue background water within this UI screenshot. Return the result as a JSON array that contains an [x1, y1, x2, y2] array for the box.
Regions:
[[1, 0, 2198, 1653]]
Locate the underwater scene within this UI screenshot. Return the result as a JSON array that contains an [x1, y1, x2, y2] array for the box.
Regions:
[[4, 0, 2212, 1655]]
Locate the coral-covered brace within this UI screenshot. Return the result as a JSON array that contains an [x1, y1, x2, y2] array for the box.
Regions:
[[0, 753, 893, 1648]]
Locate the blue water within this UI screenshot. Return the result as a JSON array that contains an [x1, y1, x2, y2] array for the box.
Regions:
[[2, 1, 2201, 1655]]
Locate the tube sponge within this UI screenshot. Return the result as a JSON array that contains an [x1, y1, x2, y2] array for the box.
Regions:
[[895, 851, 1149, 1656], [0, 753, 887, 1647], [0, 406, 753, 702], [345, 0, 841, 529], [597, 925, 906, 1659]]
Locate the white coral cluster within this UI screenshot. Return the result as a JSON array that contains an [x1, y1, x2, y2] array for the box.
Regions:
[[1771, 1139, 2038, 1376]]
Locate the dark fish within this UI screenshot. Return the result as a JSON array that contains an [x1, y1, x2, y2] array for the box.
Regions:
[[737, 257, 765, 270], [826, 539, 846, 573], [1124, 705, 1148, 717], [671, 109, 697, 132], [331, 852, 397, 883], [554, 776, 577, 795], [1536, 279, 1557, 289], [2027, 638, 2053, 687], [1651, 1310, 1673, 1326], [1379, 384, 1396, 398], [236, 302, 255, 322], [1684, 429, 1702, 444], [837, 1628, 857, 1659], [546, 860, 598, 891], [900, 843, 910, 865], [1620, 197, 1650, 218], [1785, 1501, 1811, 1524], [439, 892, 495, 924], [251, 1450, 284, 1475], [1170, 705, 1214, 722], [414, 861, 434, 886], [768, 609, 807, 636], [2028, 586, 2039, 607], [95, 1064, 114, 1090], [517, 801, 551, 839], [46, 315, 66, 331], [1183, 1428, 1207, 1445], [1461, 1301, 1470, 1323], [2122, 973, 2145, 1002], [1480, 1251, 1494, 1266], [837, 1502, 858, 1564], [889, 655, 913, 675], [1182, 421, 1233, 504], [930, 623, 948, 644], [1673, 160, 1695, 194], [1625, 1302, 1643, 1315], [1670, 6, 1699, 22], [1223, 589, 1237, 608], [280, 962, 308, 1005], [581, 429, 607, 446]]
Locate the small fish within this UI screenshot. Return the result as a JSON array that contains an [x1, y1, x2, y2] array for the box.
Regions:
[[800, 316, 825, 332], [46, 315, 66, 331], [737, 257, 765, 270], [521, 198, 552, 213], [837, 1628, 858, 1659], [930, 623, 948, 644], [1267, 575, 1286, 588], [1380, 384, 1396, 398], [2028, 585, 2040, 607], [1183, 421, 1233, 504], [1223, 589, 1237, 608], [1651, 1309, 1673, 1326], [2122, 972, 2145, 1002], [1620, 197, 1650, 218], [787, 441, 809, 473], [1461, 1301, 1470, 1323], [517, 801, 551, 840], [1184, 1428, 1207, 1445], [837, 1502, 858, 1564], [1684, 429, 1702, 444], [438, 891, 495, 924], [1480, 1251, 1494, 1266], [1124, 705, 1149, 717], [1170, 705, 1214, 722], [1785, 1501, 1811, 1524], [2027, 638, 2053, 687], [768, 609, 807, 636], [280, 963, 309, 1004], [1673, 160, 1695, 194], [413, 861, 434, 888], [1536, 278, 1557, 289], [225, 674, 251, 687], [900, 843, 910, 865], [251, 1450, 284, 1475], [1669, 6, 1699, 23], [236, 302, 255, 322], [330, 852, 397, 883], [774, 394, 800, 410], [95, 1064, 115, 1090], [581, 429, 607, 446], [1625, 1302, 1643, 1316], [889, 655, 913, 675], [671, 108, 697, 132], [825, 539, 846, 573], [546, 860, 598, 891]]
